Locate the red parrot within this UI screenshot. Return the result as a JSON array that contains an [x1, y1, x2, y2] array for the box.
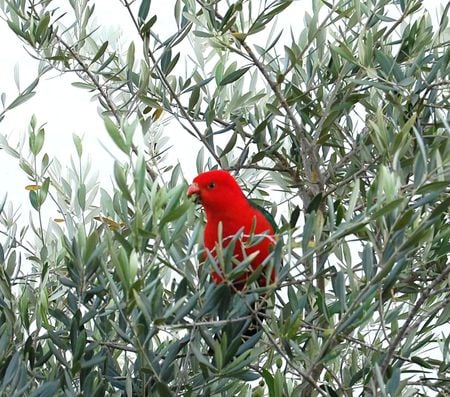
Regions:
[[187, 169, 276, 289]]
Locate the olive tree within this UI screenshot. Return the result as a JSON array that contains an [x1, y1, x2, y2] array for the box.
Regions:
[[0, 0, 449, 396]]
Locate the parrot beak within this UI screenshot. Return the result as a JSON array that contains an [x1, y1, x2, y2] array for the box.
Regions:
[[187, 182, 201, 203]]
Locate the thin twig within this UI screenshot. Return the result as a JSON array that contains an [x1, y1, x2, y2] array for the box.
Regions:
[[121, 0, 222, 167], [238, 290, 329, 396], [381, 263, 450, 374]]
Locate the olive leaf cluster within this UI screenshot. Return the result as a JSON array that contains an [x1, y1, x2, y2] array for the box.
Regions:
[[0, 0, 449, 396]]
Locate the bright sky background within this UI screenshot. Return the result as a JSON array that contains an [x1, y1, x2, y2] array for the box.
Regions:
[[0, 0, 447, 223]]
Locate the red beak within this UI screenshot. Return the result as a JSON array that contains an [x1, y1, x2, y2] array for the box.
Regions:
[[187, 182, 200, 198]]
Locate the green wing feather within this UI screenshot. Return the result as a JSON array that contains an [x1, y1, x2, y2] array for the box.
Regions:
[[248, 199, 278, 233]]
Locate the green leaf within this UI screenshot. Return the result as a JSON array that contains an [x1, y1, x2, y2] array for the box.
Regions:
[[96, 52, 117, 73], [134, 153, 146, 199], [140, 15, 157, 34], [90, 41, 108, 65], [71, 82, 95, 90], [191, 344, 215, 369], [29, 380, 60, 397], [80, 353, 106, 369], [416, 181, 449, 195], [193, 30, 214, 38], [371, 198, 404, 219], [29, 190, 39, 211], [140, 96, 160, 108], [2, 352, 22, 389], [411, 356, 434, 369], [219, 66, 250, 86], [7, 20, 29, 40], [171, 292, 199, 323], [220, 131, 237, 157], [33, 127, 45, 156], [182, 77, 214, 93], [127, 42, 135, 71], [114, 162, 133, 203], [104, 118, 129, 154], [165, 52, 180, 75], [7, 92, 36, 110], [302, 212, 315, 252], [345, 178, 360, 221], [39, 177, 50, 205], [331, 44, 357, 64], [72, 134, 83, 157], [289, 205, 300, 228], [161, 48, 172, 74], [35, 13, 50, 42], [160, 200, 191, 228], [138, 0, 151, 23], [362, 244, 375, 280], [251, 151, 266, 163], [386, 367, 400, 396], [348, 78, 397, 92], [392, 208, 414, 231], [77, 183, 86, 210], [41, 154, 49, 172], [155, 381, 174, 397], [262, 369, 275, 397], [332, 271, 346, 311], [235, 330, 263, 356], [413, 127, 428, 186], [188, 86, 200, 112], [196, 147, 204, 173]]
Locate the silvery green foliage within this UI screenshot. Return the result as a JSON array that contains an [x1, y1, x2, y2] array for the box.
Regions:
[[0, 0, 449, 396]]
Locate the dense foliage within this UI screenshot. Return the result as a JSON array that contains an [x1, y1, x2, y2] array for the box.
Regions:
[[0, 0, 449, 396]]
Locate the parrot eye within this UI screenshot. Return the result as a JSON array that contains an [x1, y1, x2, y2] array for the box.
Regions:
[[207, 182, 216, 189]]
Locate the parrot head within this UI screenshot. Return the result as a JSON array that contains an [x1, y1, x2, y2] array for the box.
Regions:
[[187, 170, 247, 213]]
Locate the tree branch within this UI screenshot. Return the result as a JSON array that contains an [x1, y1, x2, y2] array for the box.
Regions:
[[381, 263, 450, 374]]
